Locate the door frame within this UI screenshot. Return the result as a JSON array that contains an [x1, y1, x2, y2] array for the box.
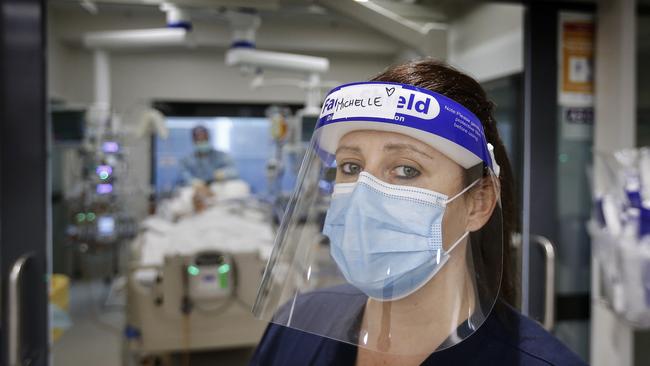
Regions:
[[0, 0, 49, 365]]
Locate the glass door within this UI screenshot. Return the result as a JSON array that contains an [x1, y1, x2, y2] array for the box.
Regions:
[[522, 2, 595, 361]]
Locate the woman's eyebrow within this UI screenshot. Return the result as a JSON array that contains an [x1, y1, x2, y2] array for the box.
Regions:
[[335, 145, 362, 155], [383, 143, 434, 160]]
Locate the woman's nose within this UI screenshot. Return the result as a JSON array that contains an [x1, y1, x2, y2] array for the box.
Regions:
[[360, 163, 385, 182]]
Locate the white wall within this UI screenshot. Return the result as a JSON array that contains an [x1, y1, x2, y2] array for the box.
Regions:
[[48, 6, 398, 218], [447, 4, 524, 82]]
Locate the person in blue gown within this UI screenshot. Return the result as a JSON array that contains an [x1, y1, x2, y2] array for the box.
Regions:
[[178, 125, 238, 185]]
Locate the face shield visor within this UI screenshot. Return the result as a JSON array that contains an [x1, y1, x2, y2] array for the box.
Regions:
[[253, 82, 503, 356]]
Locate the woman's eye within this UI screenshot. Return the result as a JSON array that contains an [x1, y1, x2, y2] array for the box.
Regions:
[[340, 162, 361, 175], [394, 165, 421, 179]]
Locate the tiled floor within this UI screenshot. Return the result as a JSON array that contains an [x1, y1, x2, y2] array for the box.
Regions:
[[52, 280, 254, 366]]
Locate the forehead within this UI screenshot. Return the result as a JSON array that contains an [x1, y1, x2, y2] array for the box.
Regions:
[[337, 130, 449, 161]]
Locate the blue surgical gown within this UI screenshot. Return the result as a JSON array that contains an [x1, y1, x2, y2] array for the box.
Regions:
[[250, 284, 587, 366], [178, 149, 238, 185]]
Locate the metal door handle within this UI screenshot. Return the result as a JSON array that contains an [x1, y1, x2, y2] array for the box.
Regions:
[[532, 235, 556, 331], [8, 253, 34, 366], [511, 233, 556, 330]]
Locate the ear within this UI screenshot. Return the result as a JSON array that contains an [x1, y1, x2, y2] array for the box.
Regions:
[[465, 177, 499, 232]]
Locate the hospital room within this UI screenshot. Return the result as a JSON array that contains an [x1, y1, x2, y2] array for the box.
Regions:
[[0, 0, 648, 365]]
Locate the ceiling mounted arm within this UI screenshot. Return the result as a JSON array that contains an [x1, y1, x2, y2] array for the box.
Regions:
[[319, 0, 447, 57]]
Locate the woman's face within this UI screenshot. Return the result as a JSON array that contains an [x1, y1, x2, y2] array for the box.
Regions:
[[334, 130, 471, 247]]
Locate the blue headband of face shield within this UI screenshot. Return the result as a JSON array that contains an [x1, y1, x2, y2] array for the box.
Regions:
[[314, 81, 500, 177]]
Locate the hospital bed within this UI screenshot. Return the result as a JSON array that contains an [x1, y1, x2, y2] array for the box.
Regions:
[[124, 181, 274, 362]]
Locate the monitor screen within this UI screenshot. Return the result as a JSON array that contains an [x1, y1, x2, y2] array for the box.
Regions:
[[301, 115, 318, 142], [102, 141, 120, 154], [97, 216, 115, 236], [96, 183, 113, 195], [52, 109, 85, 143]]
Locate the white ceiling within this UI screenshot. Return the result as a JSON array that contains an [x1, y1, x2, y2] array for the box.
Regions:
[[48, 0, 449, 25], [48, 0, 456, 56]]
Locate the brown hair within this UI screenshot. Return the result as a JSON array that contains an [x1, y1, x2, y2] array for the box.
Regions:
[[370, 58, 519, 308]]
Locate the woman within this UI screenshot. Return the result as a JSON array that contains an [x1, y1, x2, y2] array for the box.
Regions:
[[250, 59, 586, 365]]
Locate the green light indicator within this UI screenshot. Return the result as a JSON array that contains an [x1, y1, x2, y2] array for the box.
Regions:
[[187, 265, 200, 276], [218, 264, 230, 274], [99, 172, 109, 180], [87, 212, 96, 222], [219, 273, 228, 288], [76, 213, 86, 223]]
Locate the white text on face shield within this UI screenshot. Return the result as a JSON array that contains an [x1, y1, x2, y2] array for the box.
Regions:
[[396, 91, 441, 120]]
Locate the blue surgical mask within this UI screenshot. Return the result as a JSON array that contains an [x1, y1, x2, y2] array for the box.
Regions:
[[323, 172, 479, 301], [194, 141, 212, 153]]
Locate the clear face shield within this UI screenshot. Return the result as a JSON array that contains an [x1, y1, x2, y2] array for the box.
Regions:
[[253, 82, 503, 356]]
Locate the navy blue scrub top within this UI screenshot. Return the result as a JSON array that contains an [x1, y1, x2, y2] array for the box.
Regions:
[[250, 285, 587, 366]]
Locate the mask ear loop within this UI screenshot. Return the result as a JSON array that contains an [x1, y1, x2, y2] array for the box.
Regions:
[[445, 178, 481, 205], [442, 179, 480, 255], [446, 230, 470, 255]]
